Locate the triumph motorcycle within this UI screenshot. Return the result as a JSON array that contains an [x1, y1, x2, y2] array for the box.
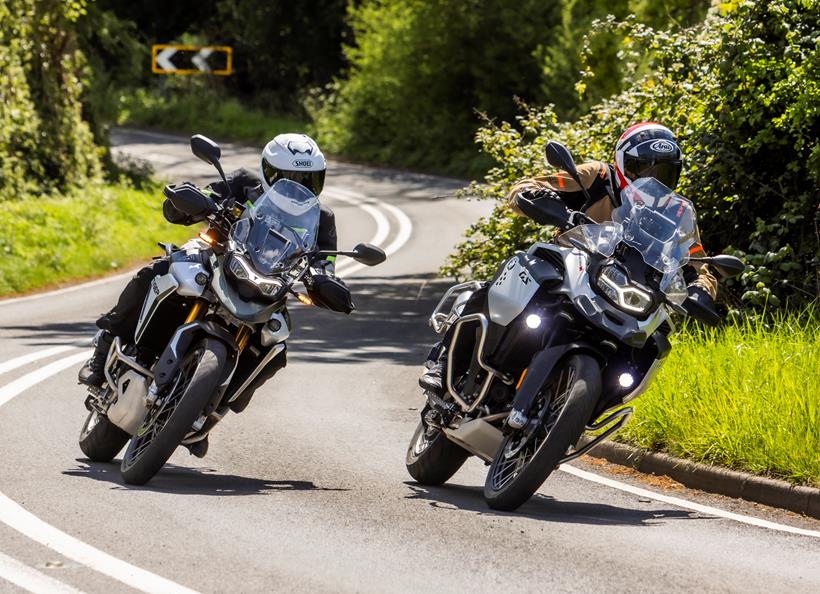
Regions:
[[405, 141, 744, 511], [79, 134, 386, 485]]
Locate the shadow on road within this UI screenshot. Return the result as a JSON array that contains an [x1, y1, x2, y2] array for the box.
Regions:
[[0, 273, 451, 364], [2, 321, 96, 345], [286, 273, 450, 366], [64, 459, 349, 496], [404, 482, 703, 527]]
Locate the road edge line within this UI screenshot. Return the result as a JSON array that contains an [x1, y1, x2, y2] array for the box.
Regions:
[[0, 551, 86, 594], [559, 464, 820, 538], [576, 436, 820, 519], [0, 352, 201, 594]]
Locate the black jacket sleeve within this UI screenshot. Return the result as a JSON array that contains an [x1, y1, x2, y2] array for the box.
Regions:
[[318, 206, 338, 252]]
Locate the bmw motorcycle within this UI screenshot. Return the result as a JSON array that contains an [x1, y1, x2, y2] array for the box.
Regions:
[[79, 134, 386, 485], [405, 141, 744, 511]]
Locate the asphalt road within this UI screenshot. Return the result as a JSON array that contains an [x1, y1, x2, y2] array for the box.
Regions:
[[0, 128, 818, 593]]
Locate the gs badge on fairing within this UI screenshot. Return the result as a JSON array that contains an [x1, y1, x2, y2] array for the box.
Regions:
[[487, 254, 539, 326]]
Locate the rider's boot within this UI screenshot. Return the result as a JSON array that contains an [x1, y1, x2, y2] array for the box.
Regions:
[[419, 347, 447, 396], [78, 331, 114, 388], [185, 436, 209, 458]]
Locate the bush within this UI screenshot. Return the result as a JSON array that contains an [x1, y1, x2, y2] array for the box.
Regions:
[[116, 84, 307, 146], [307, 0, 566, 176], [443, 0, 820, 308], [0, 0, 102, 197]]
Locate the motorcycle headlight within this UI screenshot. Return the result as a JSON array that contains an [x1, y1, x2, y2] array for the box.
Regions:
[[228, 254, 286, 300], [597, 265, 653, 314]]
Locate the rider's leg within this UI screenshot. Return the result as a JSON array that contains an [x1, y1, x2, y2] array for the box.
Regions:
[[79, 259, 170, 387], [227, 347, 287, 413]]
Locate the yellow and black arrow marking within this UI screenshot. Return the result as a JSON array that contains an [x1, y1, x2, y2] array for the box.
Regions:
[[151, 45, 232, 76]]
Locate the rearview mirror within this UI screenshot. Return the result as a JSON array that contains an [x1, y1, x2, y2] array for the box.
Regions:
[[545, 141, 579, 179], [351, 243, 387, 266], [693, 254, 746, 278], [190, 134, 222, 166]]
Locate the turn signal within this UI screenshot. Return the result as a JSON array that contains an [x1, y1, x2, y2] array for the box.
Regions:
[[295, 293, 313, 305], [198, 230, 217, 245]]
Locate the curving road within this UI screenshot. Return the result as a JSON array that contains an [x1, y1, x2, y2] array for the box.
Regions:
[[0, 129, 818, 593]]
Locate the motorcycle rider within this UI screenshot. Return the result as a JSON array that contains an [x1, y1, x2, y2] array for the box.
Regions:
[[79, 133, 339, 448], [420, 122, 718, 395]]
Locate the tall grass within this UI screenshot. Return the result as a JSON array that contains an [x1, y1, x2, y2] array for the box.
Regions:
[[0, 181, 192, 296], [619, 310, 820, 487], [117, 88, 306, 146]]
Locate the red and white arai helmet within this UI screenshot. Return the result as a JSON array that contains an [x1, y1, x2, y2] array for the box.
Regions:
[[614, 122, 683, 191]]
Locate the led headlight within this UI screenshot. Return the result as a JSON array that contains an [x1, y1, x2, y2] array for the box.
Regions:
[[597, 265, 653, 314], [228, 254, 285, 300]]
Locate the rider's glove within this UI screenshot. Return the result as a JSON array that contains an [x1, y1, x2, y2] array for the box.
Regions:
[[523, 188, 563, 204]]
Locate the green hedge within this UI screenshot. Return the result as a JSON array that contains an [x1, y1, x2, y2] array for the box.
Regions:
[[443, 0, 820, 309]]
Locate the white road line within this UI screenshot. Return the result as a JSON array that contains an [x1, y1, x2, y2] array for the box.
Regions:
[[326, 187, 414, 276], [0, 352, 201, 594], [0, 352, 90, 409], [559, 464, 820, 538], [0, 346, 78, 377], [0, 551, 86, 594], [323, 188, 391, 277]]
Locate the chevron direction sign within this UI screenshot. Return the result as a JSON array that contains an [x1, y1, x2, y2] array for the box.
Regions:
[[151, 45, 232, 75]]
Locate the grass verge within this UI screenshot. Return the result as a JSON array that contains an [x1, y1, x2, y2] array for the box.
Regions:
[[116, 87, 307, 146], [617, 311, 820, 488], [0, 181, 194, 296]]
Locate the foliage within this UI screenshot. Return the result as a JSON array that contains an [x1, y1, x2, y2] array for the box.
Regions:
[[212, 0, 349, 114], [617, 310, 820, 487], [116, 85, 306, 146], [0, 180, 191, 296], [308, 0, 565, 176], [443, 0, 820, 307], [0, 0, 102, 197]]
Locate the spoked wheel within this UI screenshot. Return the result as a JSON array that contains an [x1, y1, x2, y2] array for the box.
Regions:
[[484, 354, 600, 511], [79, 409, 129, 462], [405, 412, 469, 486], [120, 338, 227, 485]]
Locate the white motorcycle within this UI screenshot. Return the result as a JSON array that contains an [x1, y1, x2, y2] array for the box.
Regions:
[[79, 134, 385, 485], [406, 141, 743, 511]]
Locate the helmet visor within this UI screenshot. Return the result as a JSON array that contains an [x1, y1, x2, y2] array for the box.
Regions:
[[623, 155, 682, 190], [262, 160, 326, 195]]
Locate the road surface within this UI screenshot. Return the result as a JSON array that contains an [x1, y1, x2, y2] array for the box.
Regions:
[[0, 129, 817, 593]]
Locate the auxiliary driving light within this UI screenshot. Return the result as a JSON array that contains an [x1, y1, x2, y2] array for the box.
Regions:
[[618, 373, 635, 389], [525, 314, 542, 329]]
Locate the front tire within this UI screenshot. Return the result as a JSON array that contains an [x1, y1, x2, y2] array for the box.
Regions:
[[484, 354, 600, 511], [405, 419, 469, 485], [120, 338, 227, 485], [79, 410, 130, 462]]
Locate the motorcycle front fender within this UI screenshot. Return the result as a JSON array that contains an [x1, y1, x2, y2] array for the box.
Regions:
[[153, 321, 238, 388], [510, 339, 607, 417]]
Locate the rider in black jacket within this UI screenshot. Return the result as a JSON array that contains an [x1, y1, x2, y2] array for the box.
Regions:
[[79, 135, 338, 427]]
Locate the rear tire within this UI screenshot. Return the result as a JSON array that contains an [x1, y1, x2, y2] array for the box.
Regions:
[[484, 354, 600, 511], [79, 410, 129, 462], [120, 338, 227, 485], [405, 420, 470, 486]]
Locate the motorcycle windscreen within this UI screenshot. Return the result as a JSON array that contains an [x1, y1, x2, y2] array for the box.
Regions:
[[232, 179, 321, 275], [612, 177, 699, 273]]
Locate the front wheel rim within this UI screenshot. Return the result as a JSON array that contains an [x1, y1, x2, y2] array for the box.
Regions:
[[122, 347, 202, 468], [489, 365, 576, 492]]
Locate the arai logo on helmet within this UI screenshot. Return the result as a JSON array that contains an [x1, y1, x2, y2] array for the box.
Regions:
[[292, 159, 313, 168], [650, 139, 676, 153]]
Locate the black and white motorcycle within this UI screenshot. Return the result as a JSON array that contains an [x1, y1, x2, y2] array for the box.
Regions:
[[79, 134, 386, 485], [406, 141, 743, 511]]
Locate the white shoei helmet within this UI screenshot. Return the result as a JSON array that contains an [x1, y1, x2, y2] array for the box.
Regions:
[[260, 133, 327, 195]]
